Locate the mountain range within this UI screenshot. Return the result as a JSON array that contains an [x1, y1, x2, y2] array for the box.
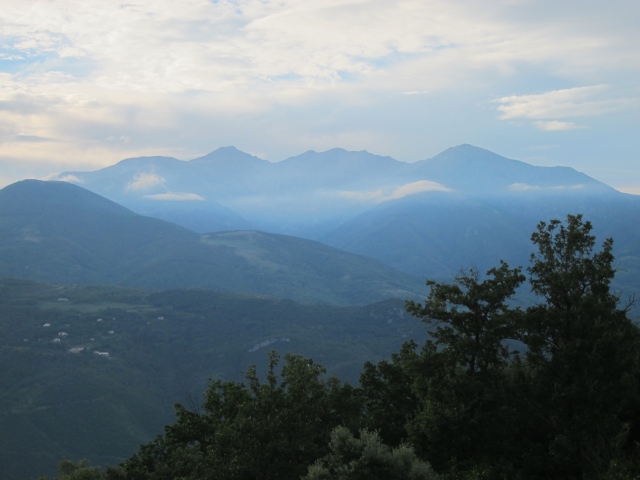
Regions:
[[2, 143, 640, 478], [0, 180, 419, 305], [54, 144, 614, 236], [49, 144, 640, 303]]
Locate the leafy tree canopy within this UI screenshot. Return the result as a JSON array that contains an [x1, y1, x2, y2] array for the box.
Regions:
[[303, 426, 441, 480], [35, 214, 640, 480]]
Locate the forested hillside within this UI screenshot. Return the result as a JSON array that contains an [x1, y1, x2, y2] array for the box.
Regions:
[[0, 281, 422, 480], [35, 215, 640, 480], [44, 145, 640, 307], [0, 180, 421, 305]]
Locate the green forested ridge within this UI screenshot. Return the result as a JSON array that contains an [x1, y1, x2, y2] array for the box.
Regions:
[[0, 180, 421, 306], [0, 280, 423, 480], [32, 215, 640, 480]]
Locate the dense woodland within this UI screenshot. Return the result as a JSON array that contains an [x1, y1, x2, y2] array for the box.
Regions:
[[37, 215, 640, 479]]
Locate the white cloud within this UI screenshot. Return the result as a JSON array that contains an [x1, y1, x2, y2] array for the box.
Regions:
[[508, 183, 586, 192], [340, 188, 386, 202], [495, 85, 633, 121], [3, 1, 636, 101], [341, 180, 450, 203], [615, 186, 640, 195], [389, 180, 451, 199], [0, 0, 639, 186], [534, 121, 585, 131], [57, 174, 83, 183], [125, 172, 165, 191], [143, 192, 204, 201]]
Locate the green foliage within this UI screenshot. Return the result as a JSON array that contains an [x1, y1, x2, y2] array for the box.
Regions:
[[399, 263, 524, 474], [406, 261, 525, 374], [375, 215, 640, 478], [519, 214, 640, 477], [359, 341, 421, 447], [303, 426, 441, 480], [118, 352, 361, 480], [0, 281, 423, 480], [14, 214, 640, 479], [36, 459, 109, 480]]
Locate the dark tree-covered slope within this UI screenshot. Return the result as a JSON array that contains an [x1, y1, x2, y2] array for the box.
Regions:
[[0, 180, 420, 305]]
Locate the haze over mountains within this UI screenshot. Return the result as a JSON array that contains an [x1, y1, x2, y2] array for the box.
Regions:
[[55, 144, 614, 237], [2, 144, 640, 478], [0, 180, 418, 305], [48, 144, 640, 300], [1, 143, 639, 303]]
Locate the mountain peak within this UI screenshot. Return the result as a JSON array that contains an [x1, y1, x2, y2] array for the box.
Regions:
[[210, 145, 244, 155], [429, 144, 513, 164], [415, 145, 613, 194], [191, 146, 265, 164], [0, 180, 136, 217]]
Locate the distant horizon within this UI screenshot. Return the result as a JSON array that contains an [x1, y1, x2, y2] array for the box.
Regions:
[[7, 143, 638, 196], [2, 1, 638, 192]]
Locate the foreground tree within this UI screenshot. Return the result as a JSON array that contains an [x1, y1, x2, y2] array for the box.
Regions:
[[303, 426, 441, 480], [358, 340, 421, 447], [406, 261, 525, 376], [519, 214, 640, 478], [400, 262, 525, 475], [118, 352, 361, 480], [36, 459, 115, 480], [391, 215, 640, 478], [41, 215, 640, 480]]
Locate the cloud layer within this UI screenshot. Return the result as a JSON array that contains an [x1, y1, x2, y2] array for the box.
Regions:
[[341, 180, 451, 203], [144, 192, 204, 201], [0, 0, 639, 190], [126, 172, 165, 192]]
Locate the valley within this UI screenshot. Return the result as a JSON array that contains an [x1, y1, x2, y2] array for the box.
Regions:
[[1, 144, 639, 478], [0, 279, 425, 479]]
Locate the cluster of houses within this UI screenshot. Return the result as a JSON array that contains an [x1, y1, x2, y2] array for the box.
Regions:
[[42, 319, 110, 357]]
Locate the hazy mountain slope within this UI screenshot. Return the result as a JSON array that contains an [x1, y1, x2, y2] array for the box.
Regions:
[[60, 150, 257, 232], [53, 144, 616, 237], [273, 148, 404, 190], [321, 189, 640, 310], [408, 144, 614, 193], [322, 192, 534, 278], [46, 144, 640, 300], [0, 180, 191, 285], [0, 180, 420, 305], [315, 144, 635, 282]]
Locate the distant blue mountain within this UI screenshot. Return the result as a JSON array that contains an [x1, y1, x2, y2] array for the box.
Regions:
[[53, 144, 616, 236], [408, 144, 613, 193], [0, 180, 421, 305], [47, 145, 640, 308]]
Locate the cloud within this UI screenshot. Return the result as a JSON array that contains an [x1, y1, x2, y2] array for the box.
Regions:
[[495, 85, 633, 120], [615, 186, 640, 195], [3, 2, 635, 101], [126, 172, 165, 191], [0, 0, 639, 188], [508, 183, 586, 192], [389, 180, 451, 199], [57, 174, 83, 183], [143, 192, 204, 201], [341, 180, 450, 203], [11, 134, 53, 142], [534, 121, 585, 131], [339, 188, 386, 202]]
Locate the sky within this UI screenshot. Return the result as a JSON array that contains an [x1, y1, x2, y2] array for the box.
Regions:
[[1, 0, 639, 192]]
